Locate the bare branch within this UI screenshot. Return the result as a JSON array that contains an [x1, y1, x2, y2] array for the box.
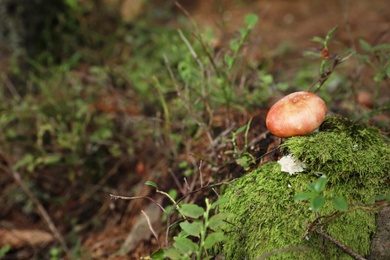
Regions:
[[109, 194, 167, 214], [315, 229, 366, 260], [0, 164, 72, 259]]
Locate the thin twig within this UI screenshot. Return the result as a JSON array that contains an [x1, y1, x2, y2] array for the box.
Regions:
[[175, 179, 237, 204], [183, 177, 190, 191], [315, 229, 366, 260], [176, 27, 216, 133], [4, 76, 21, 100], [163, 54, 217, 158], [168, 168, 186, 195], [302, 211, 340, 239], [177, 29, 206, 96], [109, 194, 167, 214], [141, 210, 161, 248], [1, 164, 72, 259], [199, 161, 204, 187]]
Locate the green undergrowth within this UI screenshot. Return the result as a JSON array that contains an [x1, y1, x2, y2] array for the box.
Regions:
[[219, 116, 389, 259]]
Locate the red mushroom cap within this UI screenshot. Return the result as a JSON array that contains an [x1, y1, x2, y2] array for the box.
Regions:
[[266, 91, 327, 138]]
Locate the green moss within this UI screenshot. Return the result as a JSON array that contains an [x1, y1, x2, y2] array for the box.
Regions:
[[219, 116, 390, 259], [283, 115, 390, 183]]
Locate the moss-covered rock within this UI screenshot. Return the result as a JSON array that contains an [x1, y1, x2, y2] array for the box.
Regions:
[[284, 115, 390, 183], [219, 116, 389, 259]]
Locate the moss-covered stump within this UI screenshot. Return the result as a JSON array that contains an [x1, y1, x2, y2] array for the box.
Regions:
[[219, 116, 390, 259]]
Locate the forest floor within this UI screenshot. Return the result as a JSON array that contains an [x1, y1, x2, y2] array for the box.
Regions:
[[1, 0, 389, 259]]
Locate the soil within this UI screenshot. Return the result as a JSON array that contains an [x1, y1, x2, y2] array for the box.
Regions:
[[1, 0, 389, 259]]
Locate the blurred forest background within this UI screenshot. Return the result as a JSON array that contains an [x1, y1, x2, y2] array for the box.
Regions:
[[0, 0, 389, 259]]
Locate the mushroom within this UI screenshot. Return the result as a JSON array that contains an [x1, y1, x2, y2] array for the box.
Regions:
[[266, 91, 327, 138]]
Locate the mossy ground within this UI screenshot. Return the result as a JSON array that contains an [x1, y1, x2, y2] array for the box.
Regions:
[[219, 116, 390, 259]]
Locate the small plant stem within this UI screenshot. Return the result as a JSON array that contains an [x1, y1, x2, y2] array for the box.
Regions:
[[163, 54, 217, 158], [156, 190, 187, 220], [177, 28, 215, 133], [177, 29, 206, 99], [152, 76, 174, 155], [109, 194, 167, 213], [228, 29, 252, 71], [308, 51, 356, 94], [175, 179, 237, 205], [174, 1, 222, 78], [244, 118, 253, 149], [197, 198, 211, 260]]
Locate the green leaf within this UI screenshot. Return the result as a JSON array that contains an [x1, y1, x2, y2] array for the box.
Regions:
[[374, 72, 385, 82], [165, 205, 174, 215], [332, 197, 348, 211], [179, 161, 189, 168], [306, 183, 317, 193], [293, 192, 317, 201], [386, 65, 390, 78], [150, 249, 165, 260], [180, 204, 204, 219], [208, 213, 233, 231], [184, 168, 194, 177], [229, 38, 240, 52], [262, 74, 274, 86], [163, 248, 182, 259], [177, 230, 190, 238], [314, 177, 327, 193], [311, 196, 325, 212], [372, 43, 390, 52], [303, 49, 322, 59], [204, 231, 226, 249], [13, 153, 35, 170], [370, 193, 390, 202], [244, 13, 259, 28], [325, 26, 338, 40], [90, 127, 113, 141], [42, 154, 62, 165], [64, 0, 78, 9], [211, 197, 229, 209], [0, 245, 11, 258], [359, 39, 372, 53], [173, 236, 198, 255], [145, 181, 158, 189], [239, 28, 248, 38], [179, 221, 203, 237], [311, 36, 324, 44], [235, 124, 248, 134], [236, 154, 253, 169], [168, 189, 178, 200], [276, 82, 289, 91], [225, 56, 234, 69]]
